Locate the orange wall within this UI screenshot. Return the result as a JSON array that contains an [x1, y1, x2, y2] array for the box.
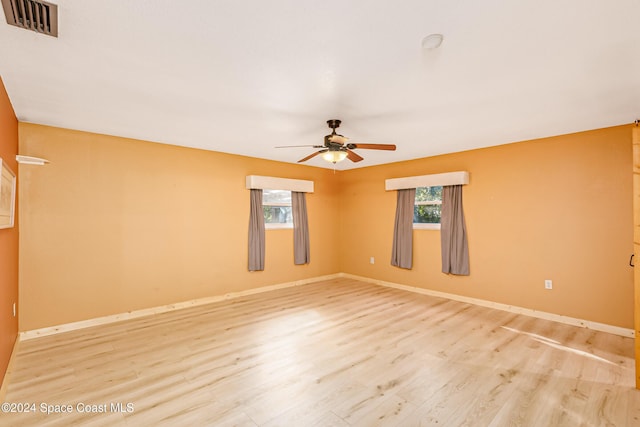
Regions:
[[18, 122, 634, 331], [338, 125, 633, 328], [18, 124, 341, 330], [0, 77, 19, 385]]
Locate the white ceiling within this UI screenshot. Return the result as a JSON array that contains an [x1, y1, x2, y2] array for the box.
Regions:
[[1, 0, 639, 170]]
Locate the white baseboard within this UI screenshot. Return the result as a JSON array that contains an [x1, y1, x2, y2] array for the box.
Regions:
[[20, 274, 341, 341], [340, 273, 635, 338], [0, 336, 20, 402], [19, 272, 634, 340]]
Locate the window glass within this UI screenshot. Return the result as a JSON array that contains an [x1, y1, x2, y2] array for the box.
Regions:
[[414, 186, 442, 226], [414, 205, 441, 224], [263, 189, 293, 227], [263, 206, 292, 224], [263, 190, 291, 205], [415, 186, 442, 203]]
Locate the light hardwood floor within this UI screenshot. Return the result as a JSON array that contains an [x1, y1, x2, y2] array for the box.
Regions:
[[2, 278, 639, 426]]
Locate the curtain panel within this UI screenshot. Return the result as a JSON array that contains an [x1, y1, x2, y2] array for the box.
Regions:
[[248, 189, 265, 271], [391, 188, 416, 269], [440, 185, 469, 275], [292, 191, 310, 265]]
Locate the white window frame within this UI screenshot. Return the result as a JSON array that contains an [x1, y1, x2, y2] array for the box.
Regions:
[[414, 187, 442, 230], [262, 190, 293, 230]]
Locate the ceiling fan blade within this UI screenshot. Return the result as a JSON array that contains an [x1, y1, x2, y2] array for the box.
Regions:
[[275, 145, 324, 148], [297, 149, 328, 163], [329, 134, 349, 145], [348, 143, 396, 150], [346, 149, 364, 162]]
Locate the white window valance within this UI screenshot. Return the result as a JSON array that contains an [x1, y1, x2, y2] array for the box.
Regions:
[[385, 171, 469, 191], [246, 175, 314, 193]]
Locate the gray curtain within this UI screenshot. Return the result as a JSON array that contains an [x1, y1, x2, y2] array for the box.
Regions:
[[441, 185, 469, 275], [248, 189, 265, 271], [391, 188, 415, 269], [292, 191, 310, 265]]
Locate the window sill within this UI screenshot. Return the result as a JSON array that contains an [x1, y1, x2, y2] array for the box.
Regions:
[[413, 223, 441, 230], [265, 223, 293, 230]]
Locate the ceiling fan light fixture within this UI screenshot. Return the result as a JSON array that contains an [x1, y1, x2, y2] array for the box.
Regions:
[[322, 150, 348, 164]]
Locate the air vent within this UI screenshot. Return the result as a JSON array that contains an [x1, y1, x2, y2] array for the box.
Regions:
[[1, 0, 57, 37]]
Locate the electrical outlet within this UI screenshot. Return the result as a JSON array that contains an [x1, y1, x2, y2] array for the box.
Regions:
[[370, 257, 375, 264], [544, 280, 553, 290]]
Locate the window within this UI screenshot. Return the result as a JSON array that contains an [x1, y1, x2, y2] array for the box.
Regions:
[[414, 186, 442, 229], [263, 189, 292, 229]]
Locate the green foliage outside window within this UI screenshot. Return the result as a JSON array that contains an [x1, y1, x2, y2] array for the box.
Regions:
[[263, 206, 292, 223], [414, 186, 442, 224], [262, 190, 293, 224]]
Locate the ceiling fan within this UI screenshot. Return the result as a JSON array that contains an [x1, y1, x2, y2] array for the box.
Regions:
[[276, 119, 396, 164]]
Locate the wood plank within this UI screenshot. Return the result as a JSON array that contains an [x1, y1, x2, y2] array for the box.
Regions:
[[3, 279, 638, 426]]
